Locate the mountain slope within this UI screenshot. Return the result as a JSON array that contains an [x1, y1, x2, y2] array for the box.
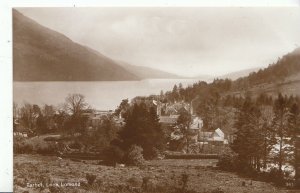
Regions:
[[13, 10, 139, 81], [118, 61, 184, 79], [218, 67, 260, 80], [230, 47, 300, 97]]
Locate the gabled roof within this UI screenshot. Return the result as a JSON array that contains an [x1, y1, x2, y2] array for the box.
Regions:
[[214, 128, 224, 138]]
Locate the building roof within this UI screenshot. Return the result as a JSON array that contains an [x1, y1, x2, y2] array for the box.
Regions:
[[199, 131, 213, 138], [214, 128, 224, 138], [159, 115, 179, 124]]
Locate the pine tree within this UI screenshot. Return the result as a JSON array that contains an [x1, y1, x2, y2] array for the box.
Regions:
[[288, 103, 300, 175], [272, 93, 290, 174], [176, 110, 192, 153], [119, 102, 164, 159], [232, 97, 271, 171]]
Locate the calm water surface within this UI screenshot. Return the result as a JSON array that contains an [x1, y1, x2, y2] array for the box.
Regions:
[[13, 79, 199, 110]]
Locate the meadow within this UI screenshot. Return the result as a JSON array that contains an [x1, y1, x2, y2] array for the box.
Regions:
[[14, 154, 296, 193]]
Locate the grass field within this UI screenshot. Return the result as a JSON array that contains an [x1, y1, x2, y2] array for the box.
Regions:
[[14, 154, 298, 193]]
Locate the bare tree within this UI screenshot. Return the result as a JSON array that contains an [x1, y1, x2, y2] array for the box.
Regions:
[[19, 103, 36, 131], [64, 94, 88, 116], [13, 102, 19, 118], [63, 94, 90, 134]]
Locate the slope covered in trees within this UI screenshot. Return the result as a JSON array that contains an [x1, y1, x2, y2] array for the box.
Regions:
[[161, 47, 300, 105]]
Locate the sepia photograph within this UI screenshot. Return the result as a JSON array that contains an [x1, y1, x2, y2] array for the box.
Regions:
[[12, 7, 300, 193]]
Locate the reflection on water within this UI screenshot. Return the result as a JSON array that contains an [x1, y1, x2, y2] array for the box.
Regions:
[[13, 79, 199, 110]]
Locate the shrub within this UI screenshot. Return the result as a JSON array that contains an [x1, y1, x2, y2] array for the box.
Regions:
[[103, 145, 125, 166], [149, 147, 161, 159], [127, 176, 142, 187], [124, 145, 144, 166], [14, 140, 34, 154], [217, 150, 238, 171], [268, 167, 285, 186], [180, 173, 189, 192], [36, 143, 57, 155], [142, 176, 151, 191], [68, 141, 82, 149], [86, 173, 97, 186], [43, 136, 59, 141]]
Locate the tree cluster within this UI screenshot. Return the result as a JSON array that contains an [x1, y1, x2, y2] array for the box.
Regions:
[[232, 93, 300, 176]]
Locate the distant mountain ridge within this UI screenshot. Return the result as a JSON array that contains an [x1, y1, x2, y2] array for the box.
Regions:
[[13, 10, 139, 81], [117, 61, 185, 79]]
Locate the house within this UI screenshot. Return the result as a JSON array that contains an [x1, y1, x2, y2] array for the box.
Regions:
[[159, 115, 179, 126], [198, 131, 213, 142], [113, 116, 125, 127], [86, 110, 114, 128], [199, 128, 226, 144], [212, 128, 225, 141], [190, 116, 203, 130], [157, 101, 191, 116], [188, 116, 203, 143]]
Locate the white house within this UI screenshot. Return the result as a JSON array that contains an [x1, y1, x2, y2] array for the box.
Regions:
[[211, 128, 225, 141], [199, 128, 227, 144], [190, 116, 203, 130]]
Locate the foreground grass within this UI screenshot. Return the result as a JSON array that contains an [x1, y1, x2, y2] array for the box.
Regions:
[[14, 154, 295, 193]]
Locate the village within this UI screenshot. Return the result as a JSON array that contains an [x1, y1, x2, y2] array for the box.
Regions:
[[10, 6, 300, 193], [12, 93, 300, 193], [14, 97, 229, 155]]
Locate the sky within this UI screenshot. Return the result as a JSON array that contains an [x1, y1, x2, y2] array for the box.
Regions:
[[17, 7, 300, 77]]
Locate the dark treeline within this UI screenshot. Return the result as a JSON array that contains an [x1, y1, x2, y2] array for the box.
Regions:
[[13, 94, 92, 135]]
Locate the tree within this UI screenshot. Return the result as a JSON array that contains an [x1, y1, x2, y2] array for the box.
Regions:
[[64, 94, 89, 134], [13, 102, 19, 131], [288, 103, 300, 174], [41, 104, 56, 131], [36, 113, 48, 134], [89, 115, 119, 149], [13, 102, 19, 118], [176, 109, 192, 153], [118, 102, 164, 159], [160, 90, 164, 100], [272, 93, 290, 174], [64, 93, 88, 116], [259, 106, 276, 168], [53, 109, 68, 132], [231, 97, 273, 171], [172, 84, 179, 102], [196, 93, 221, 131], [178, 83, 184, 100], [19, 103, 37, 132], [114, 99, 130, 118]]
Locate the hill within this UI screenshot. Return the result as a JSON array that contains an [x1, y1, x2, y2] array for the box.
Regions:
[[13, 10, 139, 81], [217, 67, 260, 81], [118, 61, 184, 79], [231, 47, 300, 97], [159, 47, 300, 105]]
